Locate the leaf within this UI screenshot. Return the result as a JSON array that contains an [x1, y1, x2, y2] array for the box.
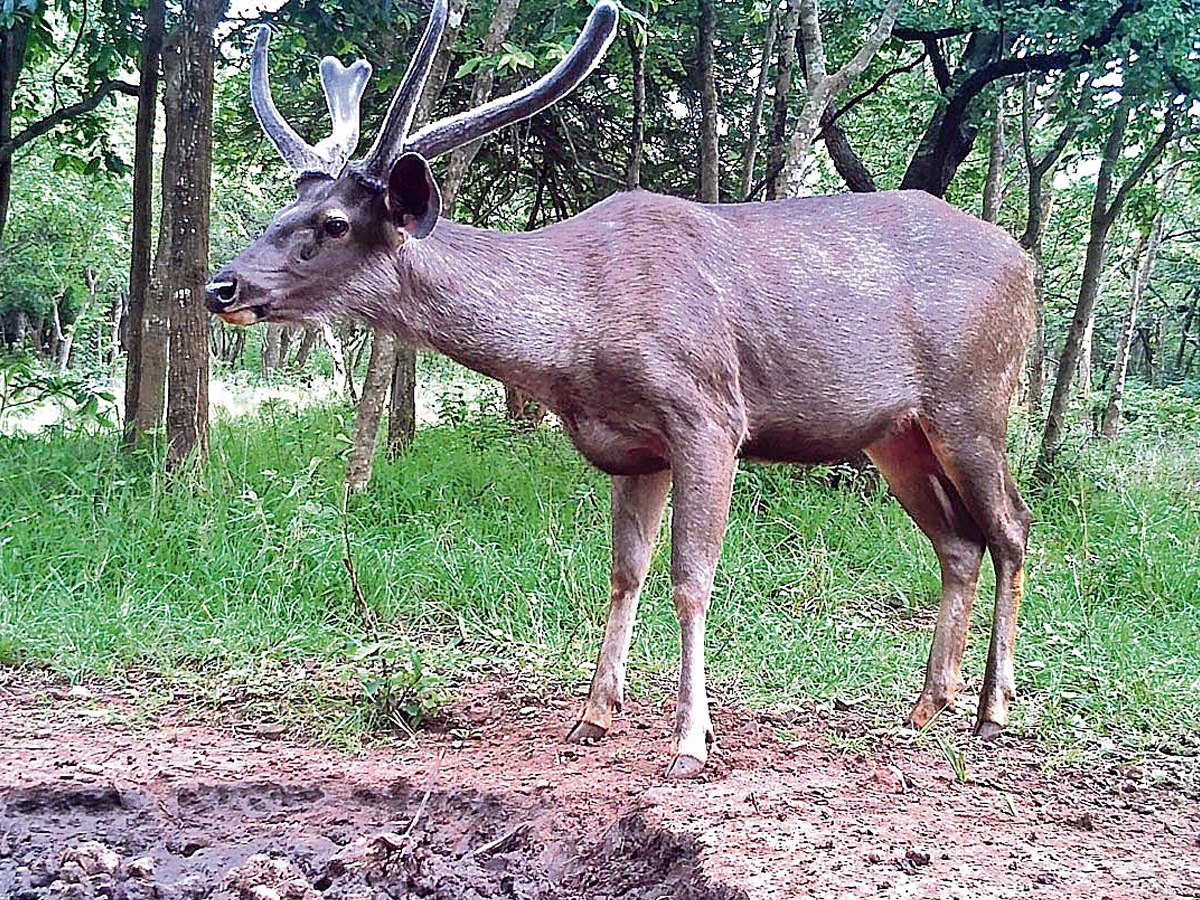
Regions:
[[454, 57, 482, 79]]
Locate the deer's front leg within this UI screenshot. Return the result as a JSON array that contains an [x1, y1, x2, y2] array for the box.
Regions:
[[568, 470, 671, 743], [666, 437, 737, 779]]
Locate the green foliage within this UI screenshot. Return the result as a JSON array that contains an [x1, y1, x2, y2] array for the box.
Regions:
[[0, 352, 116, 428], [339, 634, 447, 733], [1115, 383, 1200, 439]]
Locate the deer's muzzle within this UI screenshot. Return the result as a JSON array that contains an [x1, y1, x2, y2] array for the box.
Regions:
[[204, 278, 262, 325]]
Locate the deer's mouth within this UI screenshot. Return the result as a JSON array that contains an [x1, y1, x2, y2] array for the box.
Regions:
[[217, 308, 257, 326], [213, 303, 270, 326]]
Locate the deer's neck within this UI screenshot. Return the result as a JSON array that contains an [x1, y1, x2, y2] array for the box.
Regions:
[[370, 220, 583, 399]]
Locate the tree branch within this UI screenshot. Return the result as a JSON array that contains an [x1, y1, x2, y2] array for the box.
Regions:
[[820, 51, 926, 133], [1105, 112, 1175, 226], [0, 79, 140, 163], [940, 0, 1143, 141], [892, 24, 973, 41]]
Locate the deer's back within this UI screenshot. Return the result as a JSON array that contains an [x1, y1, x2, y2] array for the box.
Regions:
[[555, 190, 1033, 465]]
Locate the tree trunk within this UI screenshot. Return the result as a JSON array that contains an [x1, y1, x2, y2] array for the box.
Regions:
[[346, 329, 398, 492], [1038, 98, 1172, 468], [413, 0, 468, 128], [697, 0, 719, 202], [161, 0, 224, 468], [981, 95, 1006, 223], [321, 322, 353, 398], [899, 31, 1002, 197], [1077, 315, 1094, 398], [122, 0, 166, 446], [387, 345, 417, 456], [1101, 177, 1171, 437], [739, 3, 777, 200], [764, 1, 800, 200], [625, 22, 646, 191], [261, 323, 283, 375], [57, 267, 98, 371], [439, 0, 522, 208], [0, 14, 34, 247], [820, 104, 876, 192], [781, 0, 902, 191], [1172, 289, 1196, 377], [289, 325, 317, 371], [1019, 78, 1077, 415]]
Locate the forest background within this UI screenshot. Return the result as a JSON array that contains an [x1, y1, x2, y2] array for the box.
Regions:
[[1, 0, 1199, 762]]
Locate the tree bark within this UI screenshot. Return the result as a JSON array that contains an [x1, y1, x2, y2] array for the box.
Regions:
[[764, 1, 801, 200], [625, 22, 646, 191], [122, 0, 166, 445], [387, 345, 417, 456], [781, 0, 903, 191], [739, 3, 777, 200], [413, 0, 468, 127], [439, 0, 522, 209], [1038, 98, 1174, 468], [261, 323, 283, 375], [820, 104, 876, 192], [346, 330, 398, 492], [1019, 78, 1079, 414], [899, 31, 1001, 197], [981, 95, 1006, 223], [0, 14, 33, 250], [697, 0, 719, 202], [1173, 289, 1196, 376], [160, 0, 224, 467]]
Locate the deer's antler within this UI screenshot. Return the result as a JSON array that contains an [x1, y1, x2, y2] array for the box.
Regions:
[[251, 26, 372, 178], [402, 1, 619, 163]]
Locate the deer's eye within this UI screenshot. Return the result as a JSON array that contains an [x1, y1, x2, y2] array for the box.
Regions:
[[323, 217, 350, 239]]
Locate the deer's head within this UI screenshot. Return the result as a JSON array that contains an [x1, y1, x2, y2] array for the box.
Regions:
[[206, 0, 618, 325]]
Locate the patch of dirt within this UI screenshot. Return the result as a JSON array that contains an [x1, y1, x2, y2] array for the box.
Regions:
[[1, 676, 1197, 899]]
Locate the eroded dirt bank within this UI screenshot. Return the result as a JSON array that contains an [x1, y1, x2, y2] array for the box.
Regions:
[[1, 677, 1196, 899]]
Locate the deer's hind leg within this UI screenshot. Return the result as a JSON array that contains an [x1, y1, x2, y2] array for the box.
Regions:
[[920, 417, 1032, 737], [866, 420, 987, 728], [568, 469, 671, 744]]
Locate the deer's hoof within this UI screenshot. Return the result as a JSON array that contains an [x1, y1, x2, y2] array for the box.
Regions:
[[665, 754, 706, 780], [973, 719, 1004, 740], [565, 720, 608, 744], [906, 691, 954, 731]]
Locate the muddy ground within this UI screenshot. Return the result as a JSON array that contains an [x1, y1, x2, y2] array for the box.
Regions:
[[1, 675, 1197, 900]]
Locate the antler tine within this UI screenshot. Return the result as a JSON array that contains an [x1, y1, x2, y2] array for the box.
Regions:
[[361, 0, 451, 176], [404, 0, 619, 162], [250, 26, 327, 175], [313, 57, 374, 173]]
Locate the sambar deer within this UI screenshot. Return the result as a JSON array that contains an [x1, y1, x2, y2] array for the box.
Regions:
[[208, 0, 1034, 778]]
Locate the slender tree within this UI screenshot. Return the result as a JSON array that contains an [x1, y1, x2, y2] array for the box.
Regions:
[[779, 0, 903, 190], [1019, 76, 1083, 414], [1101, 165, 1174, 437], [123, 0, 166, 447], [764, 0, 800, 200], [981, 95, 1006, 223], [697, 0, 718, 202], [738, 2, 777, 200], [625, 21, 646, 190], [1038, 94, 1175, 468]]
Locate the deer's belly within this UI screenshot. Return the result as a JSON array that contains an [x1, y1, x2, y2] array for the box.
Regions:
[[560, 415, 670, 477]]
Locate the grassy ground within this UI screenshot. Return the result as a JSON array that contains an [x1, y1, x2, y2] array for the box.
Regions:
[[1, 386, 1198, 760]]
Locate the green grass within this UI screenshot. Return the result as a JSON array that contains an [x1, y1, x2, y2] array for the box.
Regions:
[[1, 392, 1198, 755]]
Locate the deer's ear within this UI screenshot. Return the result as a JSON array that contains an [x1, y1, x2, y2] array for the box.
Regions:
[[387, 152, 441, 239]]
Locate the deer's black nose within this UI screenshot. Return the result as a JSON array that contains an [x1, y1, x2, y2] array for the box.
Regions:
[[204, 277, 239, 310]]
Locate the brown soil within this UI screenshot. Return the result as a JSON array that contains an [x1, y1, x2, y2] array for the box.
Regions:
[[1, 676, 1197, 899]]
